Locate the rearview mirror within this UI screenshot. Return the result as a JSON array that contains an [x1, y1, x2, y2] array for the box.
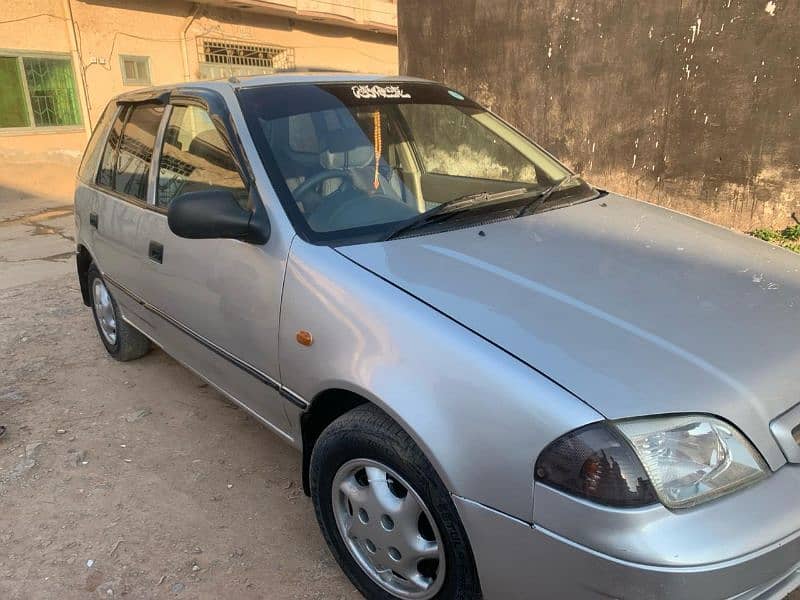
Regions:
[[167, 190, 269, 244]]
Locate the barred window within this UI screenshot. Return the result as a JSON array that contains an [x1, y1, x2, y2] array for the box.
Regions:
[[198, 38, 295, 71], [0, 53, 81, 129]]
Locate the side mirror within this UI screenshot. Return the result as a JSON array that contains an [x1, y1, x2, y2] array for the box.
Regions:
[[167, 189, 269, 244]]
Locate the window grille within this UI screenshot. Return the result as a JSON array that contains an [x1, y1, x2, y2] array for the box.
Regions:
[[0, 54, 81, 129], [197, 38, 295, 70]]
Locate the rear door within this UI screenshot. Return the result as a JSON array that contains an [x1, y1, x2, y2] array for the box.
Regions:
[[91, 102, 164, 304], [133, 100, 289, 433]]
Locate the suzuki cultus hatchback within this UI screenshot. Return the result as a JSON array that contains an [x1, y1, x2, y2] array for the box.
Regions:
[[74, 74, 800, 599]]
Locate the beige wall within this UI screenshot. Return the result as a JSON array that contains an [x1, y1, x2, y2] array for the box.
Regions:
[[0, 1, 72, 54], [0, 0, 398, 200]]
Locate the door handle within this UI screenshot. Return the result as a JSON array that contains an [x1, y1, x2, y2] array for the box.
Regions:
[[89, 212, 98, 229], [148, 241, 164, 264]]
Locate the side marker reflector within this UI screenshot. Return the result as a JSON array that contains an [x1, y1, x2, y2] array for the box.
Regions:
[[296, 330, 313, 347]]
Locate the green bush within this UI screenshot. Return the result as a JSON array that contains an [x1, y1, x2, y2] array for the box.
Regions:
[[749, 224, 800, 253], [751, 228, 779, 242], [781, 224, 800, 241]]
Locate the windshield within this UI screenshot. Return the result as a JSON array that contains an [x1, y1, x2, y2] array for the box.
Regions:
[[239, 82, 591, 244]]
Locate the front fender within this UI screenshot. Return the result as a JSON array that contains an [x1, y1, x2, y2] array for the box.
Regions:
[[279, 239, 601, 521]]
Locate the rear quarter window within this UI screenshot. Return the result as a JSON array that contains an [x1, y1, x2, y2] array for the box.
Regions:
[[96, 107, 126, 189], [77, 103, 117, 184]]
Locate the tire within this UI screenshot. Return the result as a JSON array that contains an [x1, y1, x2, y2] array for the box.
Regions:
[[310, 404, 481, 600], [87, 264, 150, 362]]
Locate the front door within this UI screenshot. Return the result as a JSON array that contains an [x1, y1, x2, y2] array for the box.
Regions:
[[136, 103, 289, 433]]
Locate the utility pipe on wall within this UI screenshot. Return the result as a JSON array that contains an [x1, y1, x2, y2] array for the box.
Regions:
[[63, 0, 93, 137], [181, 3, 201, 82]]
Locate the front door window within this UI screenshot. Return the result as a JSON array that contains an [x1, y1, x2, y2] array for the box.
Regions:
[[156, 105, 248, 209]]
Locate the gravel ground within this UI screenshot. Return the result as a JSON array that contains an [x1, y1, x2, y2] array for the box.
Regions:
[[0, 274, 359, 599]]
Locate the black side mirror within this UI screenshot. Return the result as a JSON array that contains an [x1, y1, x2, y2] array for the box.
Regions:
[[167, 189, 269, 244]]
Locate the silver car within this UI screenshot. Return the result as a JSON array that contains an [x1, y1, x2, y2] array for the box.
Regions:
[[73, 74, 800, 600]]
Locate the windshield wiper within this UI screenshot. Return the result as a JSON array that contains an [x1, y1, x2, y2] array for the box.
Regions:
[[515, 173, 580, 218], [385, 187, 529, 240]]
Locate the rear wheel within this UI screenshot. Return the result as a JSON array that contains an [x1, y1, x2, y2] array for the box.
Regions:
[[310, 404, 481, 599], [87, 265, 150, 361]]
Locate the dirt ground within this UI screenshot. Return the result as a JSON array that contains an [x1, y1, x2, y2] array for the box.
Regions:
[[1, 200, 798, 600], [0, 201, 359, 598]]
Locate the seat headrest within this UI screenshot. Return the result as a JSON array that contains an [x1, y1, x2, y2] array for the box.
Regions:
[[319, 128, 375, 170]]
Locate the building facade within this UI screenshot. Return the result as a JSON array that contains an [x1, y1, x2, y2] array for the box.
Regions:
[[0, 0, 397, 199]]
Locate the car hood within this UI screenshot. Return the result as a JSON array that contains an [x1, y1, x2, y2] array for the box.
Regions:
[[338, 194, 800, 467]]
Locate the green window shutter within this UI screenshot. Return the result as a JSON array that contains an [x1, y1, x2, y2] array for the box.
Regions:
[[0, 56, 30, 128], [23, 57, 81, 127]]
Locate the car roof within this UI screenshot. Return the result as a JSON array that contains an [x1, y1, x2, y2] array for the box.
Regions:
[[113, 72, 435, 104]]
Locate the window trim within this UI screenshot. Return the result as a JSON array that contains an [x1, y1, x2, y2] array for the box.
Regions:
[[148, 104, 172, 208], [0, 49, 84, 133], [119, 54, 151, 86]]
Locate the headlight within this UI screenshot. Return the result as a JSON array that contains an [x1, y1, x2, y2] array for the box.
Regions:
[[615, 415, 768, 509], [535, 415, 769, 510]]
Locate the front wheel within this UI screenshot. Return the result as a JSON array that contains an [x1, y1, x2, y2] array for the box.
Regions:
[[310, 404, 481, 599]]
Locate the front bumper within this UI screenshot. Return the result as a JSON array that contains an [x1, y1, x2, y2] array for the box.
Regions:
[[454, 465, 800, 599]]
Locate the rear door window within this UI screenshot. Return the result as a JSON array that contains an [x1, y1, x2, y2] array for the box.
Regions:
[[113, 104, 164, 202], [96, 103, 164, 202], [156, 105, 247, 209]]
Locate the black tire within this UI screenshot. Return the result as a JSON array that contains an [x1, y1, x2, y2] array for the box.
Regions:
[[87, 264, 150, 362], [310, 404, 482, 599]]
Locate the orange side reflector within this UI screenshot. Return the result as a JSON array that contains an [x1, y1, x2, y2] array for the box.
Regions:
[[296, 330, 313, 347]]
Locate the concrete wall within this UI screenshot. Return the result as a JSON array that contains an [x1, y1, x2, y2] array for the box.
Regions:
[[0, 0, 397, 202], [399, 0, 800, 230]]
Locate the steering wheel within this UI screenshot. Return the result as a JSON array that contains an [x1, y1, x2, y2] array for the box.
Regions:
[[293, 169, 353, 200], [309, 190, 417, 232]]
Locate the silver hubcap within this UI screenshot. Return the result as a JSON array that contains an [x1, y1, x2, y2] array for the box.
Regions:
[[92, 278, 117, 345], [332, 459, 445, 599]]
